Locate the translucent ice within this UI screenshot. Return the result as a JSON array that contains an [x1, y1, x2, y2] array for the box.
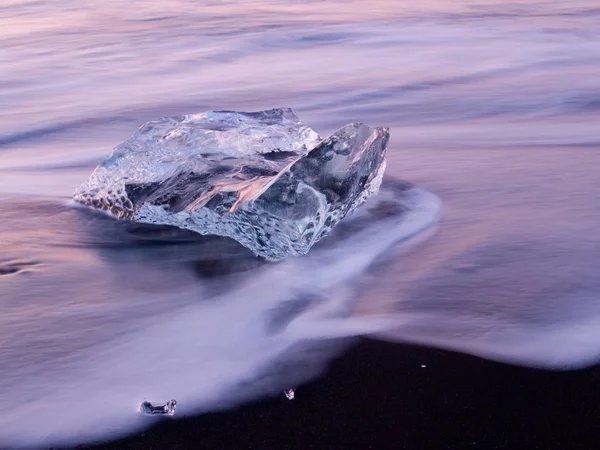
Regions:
[[139, 400, 177, 416], [74, 108, 389, 260]]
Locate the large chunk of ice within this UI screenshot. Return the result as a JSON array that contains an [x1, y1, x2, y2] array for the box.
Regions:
[[74, 108, 389, 260]]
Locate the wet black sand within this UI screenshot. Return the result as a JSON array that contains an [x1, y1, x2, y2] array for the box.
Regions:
[[86, 339, 600, 450]]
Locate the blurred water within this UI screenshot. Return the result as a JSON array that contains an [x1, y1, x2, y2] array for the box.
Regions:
[[1, 0, 600, 447]]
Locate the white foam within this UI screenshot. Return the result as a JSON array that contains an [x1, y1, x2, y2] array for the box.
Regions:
[[0, 189, 441, 448]]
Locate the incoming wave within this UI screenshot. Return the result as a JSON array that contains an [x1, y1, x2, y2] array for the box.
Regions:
[[0, 182, 441, 448]]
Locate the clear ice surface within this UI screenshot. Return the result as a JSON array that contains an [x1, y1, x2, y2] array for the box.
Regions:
[[285, 389, 295, 400], [74, 108, 389, 260], [139, 400, 177, 416]]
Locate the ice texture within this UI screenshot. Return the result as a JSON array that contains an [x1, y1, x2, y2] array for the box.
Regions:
[[139, 400, 177, 416], [74, 108, 389, 260], [285, 389, 295, 400]]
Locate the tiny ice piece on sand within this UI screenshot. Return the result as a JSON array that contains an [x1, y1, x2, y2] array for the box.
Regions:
[[285, 389, 295, 400], [139, 399, 177, 416]]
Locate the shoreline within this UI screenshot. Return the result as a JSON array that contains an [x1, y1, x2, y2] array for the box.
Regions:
[[84, 338, 600, 450]]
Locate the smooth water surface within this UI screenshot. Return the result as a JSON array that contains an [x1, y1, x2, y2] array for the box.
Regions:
[[1, 0, 600, 447]]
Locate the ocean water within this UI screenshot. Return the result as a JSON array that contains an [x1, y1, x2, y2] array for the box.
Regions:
[[1, 0, 600, 447]]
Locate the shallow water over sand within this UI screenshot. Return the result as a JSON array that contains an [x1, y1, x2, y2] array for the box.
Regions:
[[1, 0, 600, 447]]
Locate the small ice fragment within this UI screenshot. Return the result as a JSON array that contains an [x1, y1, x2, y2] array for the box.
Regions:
[[284, 389, 295, 400], [139, 399, 177, 416], [421, 365, 427, 368]]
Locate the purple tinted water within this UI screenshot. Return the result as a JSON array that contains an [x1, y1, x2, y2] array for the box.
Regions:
[[1, 1, 599, 446]]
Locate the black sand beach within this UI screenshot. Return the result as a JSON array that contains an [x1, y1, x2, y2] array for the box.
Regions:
[[5, 2, 600, 447], [87, 339, 600, 450]]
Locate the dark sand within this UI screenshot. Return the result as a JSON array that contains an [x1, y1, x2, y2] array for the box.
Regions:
[[81, 339, 600, 450]]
